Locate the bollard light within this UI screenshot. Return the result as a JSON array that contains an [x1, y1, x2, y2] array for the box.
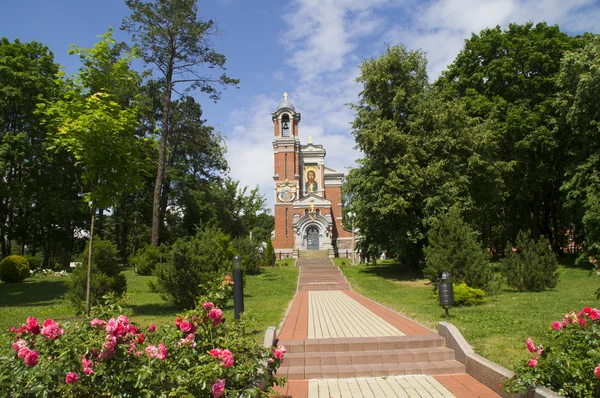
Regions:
[[232, 256, 244, 320], [438, 271, 454, 316]]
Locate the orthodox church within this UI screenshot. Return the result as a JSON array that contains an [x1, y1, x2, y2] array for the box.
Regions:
[[270, 93, 353, 258]]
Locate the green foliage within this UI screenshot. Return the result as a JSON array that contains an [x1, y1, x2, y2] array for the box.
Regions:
[[0, 300, 285, 396], [265, 239, 275, 266], [24, 256, 42, 270], [66, 238, 126, 309], [423, 208, 491, 289], [452, 283, 486, 307], [503, 307, 600, 397], [0, 255, 30, 283], [129, 244, 164, 276], [501, 230, 559, 292], [231, 237, 262, 275], [153, 226, 234, 309]]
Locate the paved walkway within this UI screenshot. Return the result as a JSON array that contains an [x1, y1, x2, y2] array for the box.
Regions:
[[274, 256, 500, 398]]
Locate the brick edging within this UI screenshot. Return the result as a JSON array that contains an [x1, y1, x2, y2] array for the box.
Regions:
[[438, 321, 561, 398]]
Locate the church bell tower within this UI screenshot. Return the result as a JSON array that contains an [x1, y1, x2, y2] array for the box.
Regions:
[[271, 93, 301, 256]]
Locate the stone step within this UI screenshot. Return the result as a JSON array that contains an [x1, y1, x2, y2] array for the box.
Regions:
[[298, 250, 330, 258], [279, 335, 446, 354], [283, 347, 456, 367], [278, 360, 466, 379], [298, 284, 351, 291]]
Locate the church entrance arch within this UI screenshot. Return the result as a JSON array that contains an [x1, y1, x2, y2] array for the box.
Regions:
[[307, 226, 319, 250]]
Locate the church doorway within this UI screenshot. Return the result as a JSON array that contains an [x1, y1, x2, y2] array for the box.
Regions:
[[306, 226, 319, 250]]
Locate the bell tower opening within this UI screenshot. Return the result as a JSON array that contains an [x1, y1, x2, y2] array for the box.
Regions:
[[281, 114, 290, 137]]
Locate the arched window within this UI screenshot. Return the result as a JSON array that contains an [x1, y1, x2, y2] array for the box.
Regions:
[[281, 114, 290, 137]]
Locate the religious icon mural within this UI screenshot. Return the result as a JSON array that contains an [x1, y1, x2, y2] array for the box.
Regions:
[[303, 165, 319, 194], [277, 181, 297, 203]]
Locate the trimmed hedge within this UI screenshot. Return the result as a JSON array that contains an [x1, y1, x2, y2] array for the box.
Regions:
[[0, 255, 30, 283]]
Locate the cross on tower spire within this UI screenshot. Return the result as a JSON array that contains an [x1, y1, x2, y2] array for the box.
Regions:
[[283, 92, 288, 101]]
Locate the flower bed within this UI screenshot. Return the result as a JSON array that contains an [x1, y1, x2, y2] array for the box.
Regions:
[[0, 301, 285, 397], [503, 306, 600, 397]]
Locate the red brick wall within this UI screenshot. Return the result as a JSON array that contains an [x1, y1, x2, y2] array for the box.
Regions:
[[325, 185, 352, 240]]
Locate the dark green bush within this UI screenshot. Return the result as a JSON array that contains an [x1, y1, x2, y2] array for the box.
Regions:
[[66, 237, 126, 309], [129, 244, 164, 275], [501, 230, 559, 292], [232, 237, 262, 275], [153, 226, 234, 309], [452, 283, 486, 306], [24, 256, 42, 270], [423, 208, 491, 289], [265, 239, 275, 266], [0, 255, 30, 283]]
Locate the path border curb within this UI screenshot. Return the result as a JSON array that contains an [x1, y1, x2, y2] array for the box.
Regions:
[[438, 322, 561, 398]]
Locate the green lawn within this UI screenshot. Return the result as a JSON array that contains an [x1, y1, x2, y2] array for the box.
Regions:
[[0, 264, 299, 341], [335, 257, 598, 369]]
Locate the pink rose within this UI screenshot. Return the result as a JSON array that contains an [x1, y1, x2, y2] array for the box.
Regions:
[[81, 355, 94, 375], [211, 379, 225, 398], [12, 339, 27, 351], [590, 310, 600, 320], [528, 358, 538, 367], [175, 316, 183, 328], [105, 318, 118, 334], [83, 367, 94, 375], [90, 318, 106, 328], [210, 348, 222, 358], [65, 372, 78, 384], [580, 318, 587, 327], [117, 315, 130, 325], [24, 350, 39, 367], [26, 317, 40, 335], [203, 302, 214, 310], [221, 349, 234, 368], [41, 319, 64, 340], [158, 343, 167, 360], [145, 345, 159, 358], [179, 321, 192, 333], [594, 364, 600, 379], [17, 347, 30, 359], [209, 308, 222, 321], [551, 321, 562, 331], [526, 338, 536, 353], [583, 307, 592, 314], [148, 324, 156, 333]]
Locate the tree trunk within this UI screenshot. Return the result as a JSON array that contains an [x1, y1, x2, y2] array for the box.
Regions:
[[86, 205, 96, 317], [151, 67, 173, 246]]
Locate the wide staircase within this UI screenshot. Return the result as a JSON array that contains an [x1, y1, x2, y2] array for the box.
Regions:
[[296, 257, 351, 291], [277, 256, 466, 380], [298, 250, 330, 258], [280, 335, 463, 379]]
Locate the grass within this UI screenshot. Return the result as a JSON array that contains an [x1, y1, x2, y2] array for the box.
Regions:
[[336, 257, 598, 370], [0, 265, 299, 342]]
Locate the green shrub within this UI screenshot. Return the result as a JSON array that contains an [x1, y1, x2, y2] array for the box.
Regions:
[[232, 237, 262, 275], [501, 230, 559, 292], [503, 306, 600, 397], [423, 207, 491, 289], [452, 283, 486, 306], [265, 239, 275, 266], [66, 238, 126, 309], [0, 255, 30, 283], [129, 244, 164, 276], [24, 256, 42, 270], [154, 226, 234, 309]]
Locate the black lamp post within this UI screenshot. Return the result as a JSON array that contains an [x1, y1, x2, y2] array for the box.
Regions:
[[438, 271, 454, 317], [232, 256, 244, 320]]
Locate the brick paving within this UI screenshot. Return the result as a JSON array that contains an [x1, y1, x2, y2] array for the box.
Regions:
[[273, 255, 500, 397]]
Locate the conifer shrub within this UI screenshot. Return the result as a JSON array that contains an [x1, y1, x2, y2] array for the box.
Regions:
[[501, 230, 559, 292], [423, 208, 491, 289], [129, 244, 164, 276], [153, 226, 234, 309], [265, 239, 275, 266], [66, 238, 126, 309], [0, 255, 30, 283], [452, 283, 486, 306], [232, 237, 262, 275]]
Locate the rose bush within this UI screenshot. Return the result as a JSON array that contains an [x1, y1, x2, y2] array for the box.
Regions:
[[503, 306, 600, 397], [0, 282, 284, 397]]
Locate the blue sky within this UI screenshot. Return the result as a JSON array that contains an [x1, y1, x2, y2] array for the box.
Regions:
[[3, 0, 600, 211]]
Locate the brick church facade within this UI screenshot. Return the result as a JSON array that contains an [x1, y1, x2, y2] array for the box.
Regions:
[[271, 94, 353, 258]]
